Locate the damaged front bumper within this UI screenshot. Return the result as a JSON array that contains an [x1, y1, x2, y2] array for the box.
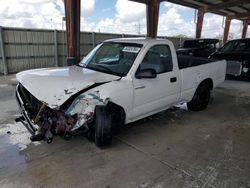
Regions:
[[15, 83, 107, 143], [15, 84, 37, 135]]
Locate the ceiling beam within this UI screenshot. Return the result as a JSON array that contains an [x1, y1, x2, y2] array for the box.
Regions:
[[164, 0, 250, 19], [225, 8, 239, 15], [229, 12, 250, 20], [129, 0, 148, 4], [163, 0, 200, 9], [131, 0, 250, 22], [129, 0, 167, 4], [205, 0, 250, 12], [238, 5, 250, 12]]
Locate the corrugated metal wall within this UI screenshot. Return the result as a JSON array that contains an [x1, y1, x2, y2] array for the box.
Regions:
[[0, 40, 2, 74], [4, 28, 56, 73], [0, 27, 4, 74], [0, 27, 188, 75], [57, 31, 67, 67]]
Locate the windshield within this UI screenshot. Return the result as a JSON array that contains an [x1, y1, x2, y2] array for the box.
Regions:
[[79, 42, 143, 76], [220, 40, 250, 53]]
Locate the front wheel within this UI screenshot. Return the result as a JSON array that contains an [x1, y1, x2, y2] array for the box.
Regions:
[[95, 106, 112, 148], [187, 84, 211, 111]]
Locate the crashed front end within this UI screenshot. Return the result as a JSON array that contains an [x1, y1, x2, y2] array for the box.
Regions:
[[16, 83, 105, 143]]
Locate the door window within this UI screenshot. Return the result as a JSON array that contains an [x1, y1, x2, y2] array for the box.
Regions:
[[138, 45, 173, 74]]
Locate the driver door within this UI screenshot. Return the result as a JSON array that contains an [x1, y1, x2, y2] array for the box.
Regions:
[[132, 44, 181, 119]]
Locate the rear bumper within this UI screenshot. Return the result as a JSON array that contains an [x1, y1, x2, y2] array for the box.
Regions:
[[15, 84, 37, 135]]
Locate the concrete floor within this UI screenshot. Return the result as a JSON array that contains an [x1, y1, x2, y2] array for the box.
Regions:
[[0, 75, 250, 188]]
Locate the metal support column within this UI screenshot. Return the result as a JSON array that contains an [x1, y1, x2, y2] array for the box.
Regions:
[[146, 0, 160, 38], [92, 32, 95, 48], [242, 20, 249, 39], [64, 0, 81, 66], [0, 26, 7, 75], [223, 16, 231, 44], [54, 30, 59, 67], [196, 8, 204, 39]]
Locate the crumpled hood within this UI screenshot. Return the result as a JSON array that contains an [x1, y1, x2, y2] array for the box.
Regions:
[[16, 66, 120, 108]]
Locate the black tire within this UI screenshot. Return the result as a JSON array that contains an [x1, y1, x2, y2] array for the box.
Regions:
[[111, 110, 125, 134], [187, 84, 211, 111], [95, 106, 112, 148], [87, 125, 95, 142]]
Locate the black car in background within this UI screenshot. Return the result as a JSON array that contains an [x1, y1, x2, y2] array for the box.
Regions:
[[210, 38, 250, 78], [177, 39, 219, 58]]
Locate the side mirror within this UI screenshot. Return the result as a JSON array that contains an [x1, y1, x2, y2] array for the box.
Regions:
[[135, 68, 157, 79]]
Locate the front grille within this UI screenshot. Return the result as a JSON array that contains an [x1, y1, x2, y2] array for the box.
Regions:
[[17, 84, 43, 120]]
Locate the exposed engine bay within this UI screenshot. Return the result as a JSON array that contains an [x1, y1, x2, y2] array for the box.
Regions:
[[16, 84, 107, 143]]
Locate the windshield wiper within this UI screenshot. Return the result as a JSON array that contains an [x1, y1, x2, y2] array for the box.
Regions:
[[96, 64, 114, 72], [87, 64, 124, 77], [77, 63, 87, 68]]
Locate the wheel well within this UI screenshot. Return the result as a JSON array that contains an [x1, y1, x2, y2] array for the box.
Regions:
[[107, 102, 126, 127], [199, 78, 213, 90]]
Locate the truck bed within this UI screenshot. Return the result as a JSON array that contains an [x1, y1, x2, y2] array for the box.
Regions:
[[177, 55, 214, 69], [178, 55, 226, 103]]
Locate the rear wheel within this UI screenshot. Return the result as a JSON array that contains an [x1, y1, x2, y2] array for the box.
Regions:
[[95, 106, 112, 148], [187, 84, 211, 111]]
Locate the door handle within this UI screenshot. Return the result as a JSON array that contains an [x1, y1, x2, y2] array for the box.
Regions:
[[135, 85, 146, 90], [170, 77, 177, 83]]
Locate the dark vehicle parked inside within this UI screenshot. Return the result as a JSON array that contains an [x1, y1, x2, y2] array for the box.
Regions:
[[210, 38, 250, 78], [177, 38, 219, 58]]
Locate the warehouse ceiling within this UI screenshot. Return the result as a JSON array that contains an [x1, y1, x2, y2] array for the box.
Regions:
[[130, 0, 250, 39], [132, 0, 250, 20], [165, 0, 250, 20], [62, 0, 250, 63]]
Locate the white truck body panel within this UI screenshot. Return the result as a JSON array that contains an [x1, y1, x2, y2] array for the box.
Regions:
[[179, 60, 227, 103]]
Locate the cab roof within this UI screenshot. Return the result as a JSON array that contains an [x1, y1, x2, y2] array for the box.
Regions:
[[104, 37, 169, 45]]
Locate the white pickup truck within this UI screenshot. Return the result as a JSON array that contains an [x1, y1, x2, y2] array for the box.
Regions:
[[16, 38, 226, 147]]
